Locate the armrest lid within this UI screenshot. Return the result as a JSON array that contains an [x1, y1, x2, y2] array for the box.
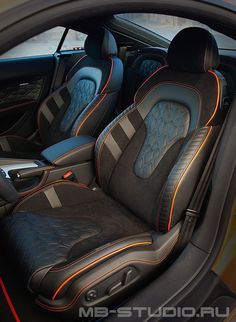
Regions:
[[41, 136, 96, 166]]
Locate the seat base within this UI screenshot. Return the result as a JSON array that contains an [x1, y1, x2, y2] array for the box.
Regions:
[[2, 182, 151, 292]]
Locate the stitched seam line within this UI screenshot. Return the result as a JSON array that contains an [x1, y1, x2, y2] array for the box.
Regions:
[[53, 142, 94, 163], [75, 94, 107, 136], [167, 126, 213, 231], [205, 70, 220, 126], [133, 65, 168, 102], [51, 241, 152, 300], [37, 235, 178, 311]]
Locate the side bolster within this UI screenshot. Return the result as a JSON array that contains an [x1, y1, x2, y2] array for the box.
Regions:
[[95, 104, 138, 190], [35, 226, 180, 316], [37, 84, 70, 143], [158, 126, 219, 232], [35, 233, 153, 300]]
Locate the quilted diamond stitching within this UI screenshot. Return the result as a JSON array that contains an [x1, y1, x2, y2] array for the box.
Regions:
[[134, 101, 190, 178], [3, 213, 101, 279], [0, 77, 44, 109], [139, 59, 162, 78], [60, 79, 96, 132]]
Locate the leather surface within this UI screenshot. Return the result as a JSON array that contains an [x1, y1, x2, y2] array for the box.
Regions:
[[84, 28, 118, 59], [37, 52, 123, 147], [41, 135, 96, 166], [0, 77, 44, 109], [168, 27, 220, 73], [60, 79, 96, 132], [0, 28, 225, 315], [135, 101, 190, 178], [158, 126, 217, 231]]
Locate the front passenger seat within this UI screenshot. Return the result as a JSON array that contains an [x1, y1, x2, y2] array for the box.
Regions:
[[1, 27, 226, 318], [0, 28, 123, 158]]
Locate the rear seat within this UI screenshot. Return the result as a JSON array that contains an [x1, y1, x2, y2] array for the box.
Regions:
[[121, 47, 167, 108]]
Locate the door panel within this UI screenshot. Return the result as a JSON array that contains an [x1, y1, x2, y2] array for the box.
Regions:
[[0, 55, 55, 137]]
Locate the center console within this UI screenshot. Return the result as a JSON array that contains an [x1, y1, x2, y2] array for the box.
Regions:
[[0, 135, 96, 216]]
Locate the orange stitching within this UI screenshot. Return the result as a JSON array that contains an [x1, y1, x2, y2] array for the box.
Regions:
[[101, 57, 113, 94], [75, 57, 113, 135], [65, 55, 87, 82], [0, 277, 20, 322], [135, 81, 201, 108], [75, 94, 107, 135], [167, 126, 213, 231], [51, 241, 152, 300], [205, 70, 220, 126], [37, 236, 178, 311], [50, 235, 146, 272], [96, 82, 201, 185], [53, 142, 95, 163], [134, 65, 168, 103]]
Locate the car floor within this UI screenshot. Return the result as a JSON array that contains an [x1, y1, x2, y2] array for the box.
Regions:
[[0, 248, 63, 322]]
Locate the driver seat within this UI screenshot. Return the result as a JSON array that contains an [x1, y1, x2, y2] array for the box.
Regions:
[[1, 28, 226, 319]]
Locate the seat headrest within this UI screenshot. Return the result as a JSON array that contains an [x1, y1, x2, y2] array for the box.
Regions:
[[168, 27, 220, 73], [84, 28, 118, 59]]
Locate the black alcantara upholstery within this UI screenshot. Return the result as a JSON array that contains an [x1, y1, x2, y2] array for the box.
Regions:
[[1, 28, 227, 318], [0, 28, 123, 157]]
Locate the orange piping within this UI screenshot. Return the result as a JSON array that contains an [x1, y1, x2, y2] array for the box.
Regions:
[[0, 277, 20, 322], [75, 93, 107, 135], [205, 70, 220, 126], [134, 65, 168, 103], [101, 57, 113, 94], [65, 55, 87, 82], [51, 240, 152, 300], [167, 126, 213, 231]]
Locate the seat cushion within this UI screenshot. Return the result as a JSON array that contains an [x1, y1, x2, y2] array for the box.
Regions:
[[0, 135, 42, 159], [1, 182, 150, 291]]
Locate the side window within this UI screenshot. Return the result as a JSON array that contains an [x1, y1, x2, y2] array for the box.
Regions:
[[117, 13, 236, 51], [1, 27, 65, 59], [61, 29, 87, 51]]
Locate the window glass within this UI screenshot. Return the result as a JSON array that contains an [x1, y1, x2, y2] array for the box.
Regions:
[[61, 29, 87, 51], [117, 13, 236, 50], [1, 27, 65, 59]]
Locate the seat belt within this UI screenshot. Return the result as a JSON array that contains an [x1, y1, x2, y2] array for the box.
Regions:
[[175, 111, 229, 253]]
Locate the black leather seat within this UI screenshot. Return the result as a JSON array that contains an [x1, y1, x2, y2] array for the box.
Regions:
[[1, 27, 227, 318], [0, 28, 123, 158]]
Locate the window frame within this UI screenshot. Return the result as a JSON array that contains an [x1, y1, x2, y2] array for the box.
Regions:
[[58, 28, 87, 53], [0, 26, 86, 60]]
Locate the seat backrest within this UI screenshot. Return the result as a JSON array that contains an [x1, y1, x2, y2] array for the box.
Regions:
[[96, 27, 226, 233], [37, 28, 123, 146], [121, 47, 167, 109]]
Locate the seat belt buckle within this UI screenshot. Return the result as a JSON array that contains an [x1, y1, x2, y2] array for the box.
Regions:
[[185, 209, 199, 224], [62, 170, 76, 182]]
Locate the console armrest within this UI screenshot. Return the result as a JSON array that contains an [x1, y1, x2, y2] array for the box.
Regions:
[[41, 136, 96, 166]]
